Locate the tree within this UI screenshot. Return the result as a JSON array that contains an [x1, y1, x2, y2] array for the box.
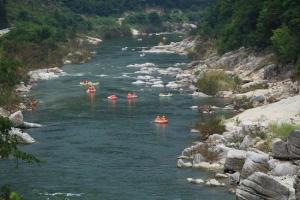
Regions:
[[0, 116, 39, 199], [271, 25, 297, 61], [148, 12, 161, 25], [0, 116, 39, 163], [0, 0, 8, 29]]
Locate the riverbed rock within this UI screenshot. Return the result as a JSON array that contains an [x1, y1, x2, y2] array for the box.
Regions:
[[15, 82, 32, 93], [193, 161, 223, 170], [287, 130, 300, 159], [272, 131, 300, 160], [295, 171, 300, 200], [208, 134, 227, 144], [272, 138, 290, 159], [9, 111, 24, 127], [270, 161, 298, 176], [192, 153, 206, 166], [236, 172, 291, 200], [177, 158, 192, 168], [20, 122, 42, 129], [241, 151, 269, 178], [215, 173, 228, 179], [229, 172, 240, 185], [206, 179, 225, 187], [181, 142, 203, 157], [240, 135, 254, 150], [9, 128, 35, 144], [224, 149, 247, 173], [187, 178, 204, 184]]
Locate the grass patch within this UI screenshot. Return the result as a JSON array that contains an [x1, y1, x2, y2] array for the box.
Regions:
[[196, 70, 240, 95], [195, 116, 226, 140], [268, 122, 300, 140]]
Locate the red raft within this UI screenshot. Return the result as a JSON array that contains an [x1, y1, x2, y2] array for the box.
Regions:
[[86, 86, 96, 94], [127, 93, 138, 99], [107, 95, 118, 100], [154, 116, 168, 124]]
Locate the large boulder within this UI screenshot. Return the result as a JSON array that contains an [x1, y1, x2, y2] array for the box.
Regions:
[[269, 160, 298, 176], [241, 151, 269, 178], [240, 135, 254, 150], [9, 128, 35, 144], [181, 142, 203, 157], [236, 172, 291, 200], [229, 172, 240, 185], [192, 153, 206, 166], [177, 157, 192, 168], [224, 149, 247, 173], [272, 131, 300, 160], [272, 138, 291, 159], [9, 111, 24, 127], [295, 170, 300, 200], [287, 130, 300, 159]]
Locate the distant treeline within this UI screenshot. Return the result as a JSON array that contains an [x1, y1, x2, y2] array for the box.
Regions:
[[58, 0, 214, 16], [198, 0, 300, 75]]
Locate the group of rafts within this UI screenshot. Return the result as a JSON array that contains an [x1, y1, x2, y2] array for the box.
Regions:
[[80, 80, 170, 124]]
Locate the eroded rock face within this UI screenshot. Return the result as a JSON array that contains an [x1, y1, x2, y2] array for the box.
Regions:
[[241, 151, 269, 178], [229, 172, 240, 186], [224, 149, 247, 173], [272, 131, 300, 160], [9, 128, 35, 144], [295, 171, 300, 200], [270, 161, 298, 176], [287, 131, 300, 159], [9, 111, 24, 127], [236, 172, 290, 200]]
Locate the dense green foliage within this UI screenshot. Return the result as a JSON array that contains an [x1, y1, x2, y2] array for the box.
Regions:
[[268, 122, 300, 140], [59, 0, 213, 16], [0, 185, 22, 200], [198, 0, 300, 74], [0, 0, 8, 29], [0, 116, 39, 164], [0, 116, 39, 200], [195, 116, 225, 140]]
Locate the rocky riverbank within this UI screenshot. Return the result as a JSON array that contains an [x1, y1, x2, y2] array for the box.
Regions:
[[166, 38, 300, 199]]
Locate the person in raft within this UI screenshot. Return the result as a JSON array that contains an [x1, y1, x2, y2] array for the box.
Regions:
[[155, 115, 168, 120]]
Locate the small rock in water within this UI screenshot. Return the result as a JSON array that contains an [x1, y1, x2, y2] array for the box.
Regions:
[[177, 158, 192, 168], [206, 179, 225, 187], [190, 106, 198, 110], [215, 173, 228, 179], [190, 129, 200, 133], [187, 178, 204, 184], [132, 80, 145, 85]]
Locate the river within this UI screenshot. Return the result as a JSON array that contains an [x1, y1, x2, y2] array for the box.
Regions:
[[0, 35, 234, 200]]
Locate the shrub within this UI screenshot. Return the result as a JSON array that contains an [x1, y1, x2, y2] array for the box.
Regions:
[[0, 57, 27, 87], [0, 185, 22, 200], [268, 122, 300, 140], [196, 70, 240, 95], [0, 88, 20, 111], [232, 96, 254, 110], [195, 116, 226, 140]]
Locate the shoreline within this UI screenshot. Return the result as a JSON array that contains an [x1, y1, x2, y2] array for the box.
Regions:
[[0, 35, 103, 144], [165, 38, 300, 199]]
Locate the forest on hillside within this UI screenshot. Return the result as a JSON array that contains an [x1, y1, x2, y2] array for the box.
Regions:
[[198, 0, 300, 75]]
